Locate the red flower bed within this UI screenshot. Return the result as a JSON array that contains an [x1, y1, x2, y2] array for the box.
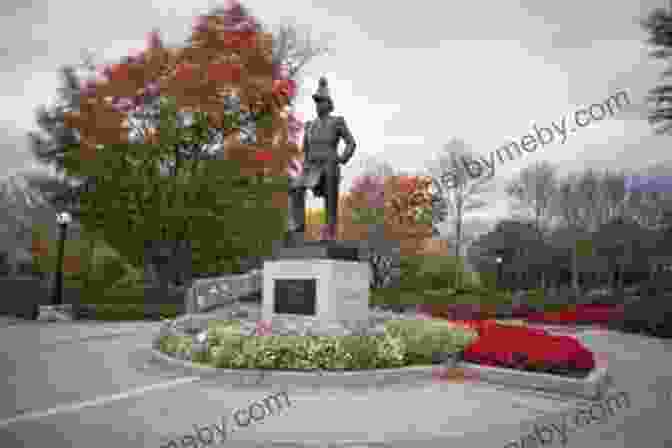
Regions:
[[416, 303, 500, 321], [461, 324, 595, 376], [511, 304, 534, 318], [575, 304, 624, 323], [412, 311, 597, 376], [417, 302, 623, 325], [415, 301, 610, 376], [527, 304, 624, 325]]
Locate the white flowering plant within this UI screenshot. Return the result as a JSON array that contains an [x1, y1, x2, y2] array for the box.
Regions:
[[156, 318, 477, 370]]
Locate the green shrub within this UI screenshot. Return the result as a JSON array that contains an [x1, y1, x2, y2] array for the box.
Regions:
[[88, 303, 180, 320], [398, 255, 455, 292], [78, 285, 144, 304], [384, 319, 477, 364], [91, 304, 143, 320], [478, 270, 499, 291], [420, 288, 457, 304], [371, 283, 513, 309], [158, 334, 190, 355], [175, 337, 193, 358], [337, 335, 403, 369], [100, 286, 147, 303], [386, 255, 490, 304], [417, 260, 457, 291], [191, 347, 210, 364], [370, 288, 411, 308], [110, 262, 145, 288], [207, 321, 242, 347], [397, 255, 425, 291], [526, 288, 546, 301], [157, 304, 181, 319], [523, 289, 568, 312], [373, 253, 487, 308], [231, 336, 347, 370], [211, 338, 245, 367], [418, 255, 476, 290], [191, 318, 476, 370], [81, 284, 183, 305], [90, 256, 127, 289], [414, 286, 513, 309], [476, 289, 514, 306], [464, 270, 485, 289]]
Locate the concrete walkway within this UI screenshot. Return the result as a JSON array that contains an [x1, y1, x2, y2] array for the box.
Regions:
[[2, 314, 671, 447], [148, 325, 672, 447]]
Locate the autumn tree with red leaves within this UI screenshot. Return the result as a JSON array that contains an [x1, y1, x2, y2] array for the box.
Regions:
[[57, 2, 303, 282]]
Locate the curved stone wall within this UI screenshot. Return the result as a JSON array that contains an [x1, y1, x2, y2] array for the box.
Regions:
[[186, 269, 263, 313]]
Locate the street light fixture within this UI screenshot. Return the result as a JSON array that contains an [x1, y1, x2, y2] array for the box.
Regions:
[[496, 256, 504, 290], [52, 211, 72, 306]]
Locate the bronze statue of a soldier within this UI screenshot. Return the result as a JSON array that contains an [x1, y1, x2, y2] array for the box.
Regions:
[[286, 76, 357, 245]]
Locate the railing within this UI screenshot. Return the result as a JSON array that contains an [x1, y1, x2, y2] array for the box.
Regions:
[[185, 269, 263, 313]]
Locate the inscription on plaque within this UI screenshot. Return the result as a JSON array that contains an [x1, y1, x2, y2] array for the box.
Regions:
[[274, 279, 316, 315]]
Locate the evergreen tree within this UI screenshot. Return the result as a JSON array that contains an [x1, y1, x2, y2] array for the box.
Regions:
[[643, 5, 672, 134]]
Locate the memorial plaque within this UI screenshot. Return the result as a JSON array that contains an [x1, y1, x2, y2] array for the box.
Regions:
[[274, 279, 316, 315]]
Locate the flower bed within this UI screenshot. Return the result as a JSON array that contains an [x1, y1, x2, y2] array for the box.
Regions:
[[457, 320, 596, 378], [418, 301, 624, 326], [154, 318, 479, 370], [413, 297, 611, 378], [526, 304, 625, 325]]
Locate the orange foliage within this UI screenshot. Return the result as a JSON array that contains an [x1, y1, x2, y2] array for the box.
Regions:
[[62, 255, 83, 274], [381, 176, 433, 255], [300, 185, 432, 256], [62, 10, 298, 179], [290, 176, 436, 254], [31, 237, 50, 258], [418, 238, 451, 256]]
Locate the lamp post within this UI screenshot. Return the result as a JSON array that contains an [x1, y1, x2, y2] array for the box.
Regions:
[[52, 211, 72, 306], [496, 257, 503, 290]]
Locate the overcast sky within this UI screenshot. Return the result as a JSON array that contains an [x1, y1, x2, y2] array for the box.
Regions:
[[0, 0, 670, 234]]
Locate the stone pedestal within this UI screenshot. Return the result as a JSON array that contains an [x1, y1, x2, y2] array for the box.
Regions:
[[263, 242, 369, 335]]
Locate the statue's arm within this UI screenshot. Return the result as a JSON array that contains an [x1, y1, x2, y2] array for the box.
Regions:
[[336, 116, 356, 164]]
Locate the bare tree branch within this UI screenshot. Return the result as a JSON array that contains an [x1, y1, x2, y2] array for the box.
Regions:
[[423, 139, 493, 285]]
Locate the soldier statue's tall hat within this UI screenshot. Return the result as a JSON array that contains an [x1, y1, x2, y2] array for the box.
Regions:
[[312, 77, 332, 102]]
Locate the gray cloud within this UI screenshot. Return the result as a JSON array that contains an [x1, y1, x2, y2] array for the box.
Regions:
[[0, 0, 669, 229]]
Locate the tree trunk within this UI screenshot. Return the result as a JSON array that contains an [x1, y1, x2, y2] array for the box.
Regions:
[[171, 242, 181, 288], [608, 266, 615, 290], [572, 246, 580, 295], [617, 262, 625, 292], [144, 242, 162, 287], [535, 224, 545, 292], [455, 209, 463, 289]]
